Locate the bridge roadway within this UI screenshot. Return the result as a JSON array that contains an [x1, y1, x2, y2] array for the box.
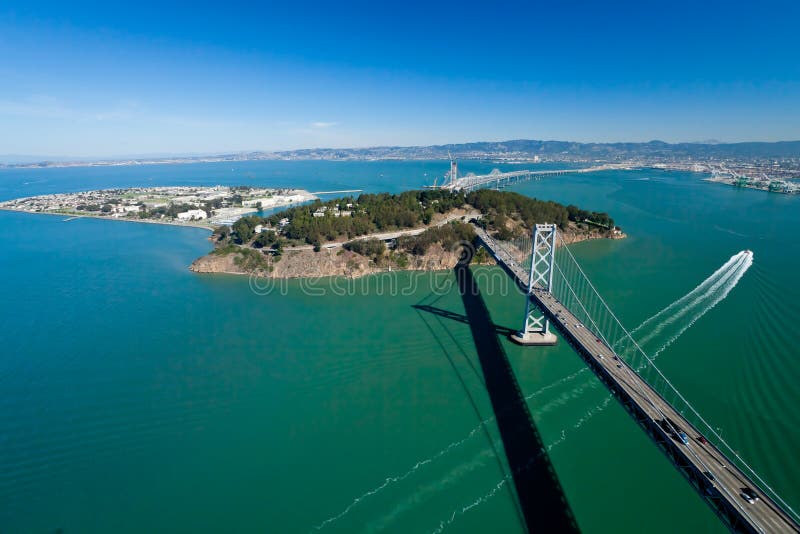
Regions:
[[444, 164, 626, 192], [474, 227, 800, 533]]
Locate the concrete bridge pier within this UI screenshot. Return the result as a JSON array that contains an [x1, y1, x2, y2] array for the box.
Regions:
[[510, 329, 557, 346]]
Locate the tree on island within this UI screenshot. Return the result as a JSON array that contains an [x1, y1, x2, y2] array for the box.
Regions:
[[566, 204, 614, 228], [344, 238, 386, 258], [210, 188, 617, 269], [253, 230, 277, 249], [213, 225, 230, 242], [231, 216, 263, 244]]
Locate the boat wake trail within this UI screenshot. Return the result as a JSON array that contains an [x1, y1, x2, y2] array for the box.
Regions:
[[313, 251, 754, 532], [427, 251, 754, 532], [627, 250, 753, 358]]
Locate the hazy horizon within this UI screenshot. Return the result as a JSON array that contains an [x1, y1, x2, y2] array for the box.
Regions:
[[4, 137, 800, 164]]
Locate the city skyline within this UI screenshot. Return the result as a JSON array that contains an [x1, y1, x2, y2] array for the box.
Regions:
[[2, 0, 800, 157]]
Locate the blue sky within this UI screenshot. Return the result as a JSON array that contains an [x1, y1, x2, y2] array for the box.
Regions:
[[1, 0, 799, 157]]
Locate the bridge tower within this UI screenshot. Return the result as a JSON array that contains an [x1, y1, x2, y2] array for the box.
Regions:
[[510, 223, 558, 346]]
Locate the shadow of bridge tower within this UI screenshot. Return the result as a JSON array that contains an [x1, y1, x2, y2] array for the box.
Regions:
[[454, 261, 580, 533]]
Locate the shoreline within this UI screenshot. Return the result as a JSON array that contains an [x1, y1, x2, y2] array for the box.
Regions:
[[190, 225, 625, 281], [702, 177, 799, 195], [0, 207, 216, 231], [2, 188, 626, 281], [0, 186, 318, 228], [0, 203, 625, 282]]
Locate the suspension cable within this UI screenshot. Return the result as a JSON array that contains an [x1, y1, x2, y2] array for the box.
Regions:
[[555, 235, 800, 521]]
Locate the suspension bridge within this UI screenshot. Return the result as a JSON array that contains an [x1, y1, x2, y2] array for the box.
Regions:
[[430, 159, 625, 192], [472, 223, 800, 533]]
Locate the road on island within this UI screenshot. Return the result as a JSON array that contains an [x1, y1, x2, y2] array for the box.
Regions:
[[282, 210, 480, 251]]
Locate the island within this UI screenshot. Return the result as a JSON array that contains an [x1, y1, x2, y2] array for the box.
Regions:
[[0, 186, 316, 226], [190, 189, 625, 279], [0, 185, 624, 279]]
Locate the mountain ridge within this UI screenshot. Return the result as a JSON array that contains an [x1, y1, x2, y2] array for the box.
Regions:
[[3, 139, 799, 167]]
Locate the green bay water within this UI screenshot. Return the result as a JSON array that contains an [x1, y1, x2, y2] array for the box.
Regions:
[[0, 162, 798, 533]]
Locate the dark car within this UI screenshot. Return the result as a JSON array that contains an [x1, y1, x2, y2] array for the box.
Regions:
[[658, 418, 685, 442], [740, 487, 759, 504], [657, 419, 674, 436], [697, 436, 707, 444], [703, 470, 715, 481]]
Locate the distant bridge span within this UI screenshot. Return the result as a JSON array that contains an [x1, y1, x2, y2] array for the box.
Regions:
[[435, 164, 625, 192]]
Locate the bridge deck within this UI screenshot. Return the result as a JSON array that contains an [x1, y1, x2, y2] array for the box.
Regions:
[[444, 164, 624, 191], [474, 228, 800, 533]]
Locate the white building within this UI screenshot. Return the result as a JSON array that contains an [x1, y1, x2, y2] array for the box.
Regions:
[[177, 209, 208, 221], [242, 194, 307, 208], [242, 198, 271, 208]]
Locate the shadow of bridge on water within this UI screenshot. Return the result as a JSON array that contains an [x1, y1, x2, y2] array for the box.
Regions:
[[415, 262, 579, 533]]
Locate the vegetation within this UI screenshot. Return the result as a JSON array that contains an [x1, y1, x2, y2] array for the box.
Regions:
[[396, 222, 476, 256], [213, 189, 471, 254], [473, 246, 490, 264], [343, 238, 386, 258], [211, 244, 239, 256], [212, 225, 230, 242], [466, 189, 615, 239], [203, 197, 224, 214], [566, 204, 614, 229], [76, 203, 101, 212], [265, 189, 466, 245], [146, 202, 198, 219], [211, 244, 272, 270], [232, 248, 270, 271], [208, 188, 615, 272], [231, 215, 262, 244], [390, 251, 409, 268], [466, 190, 570, 230], [253, 230, 278, 249]]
